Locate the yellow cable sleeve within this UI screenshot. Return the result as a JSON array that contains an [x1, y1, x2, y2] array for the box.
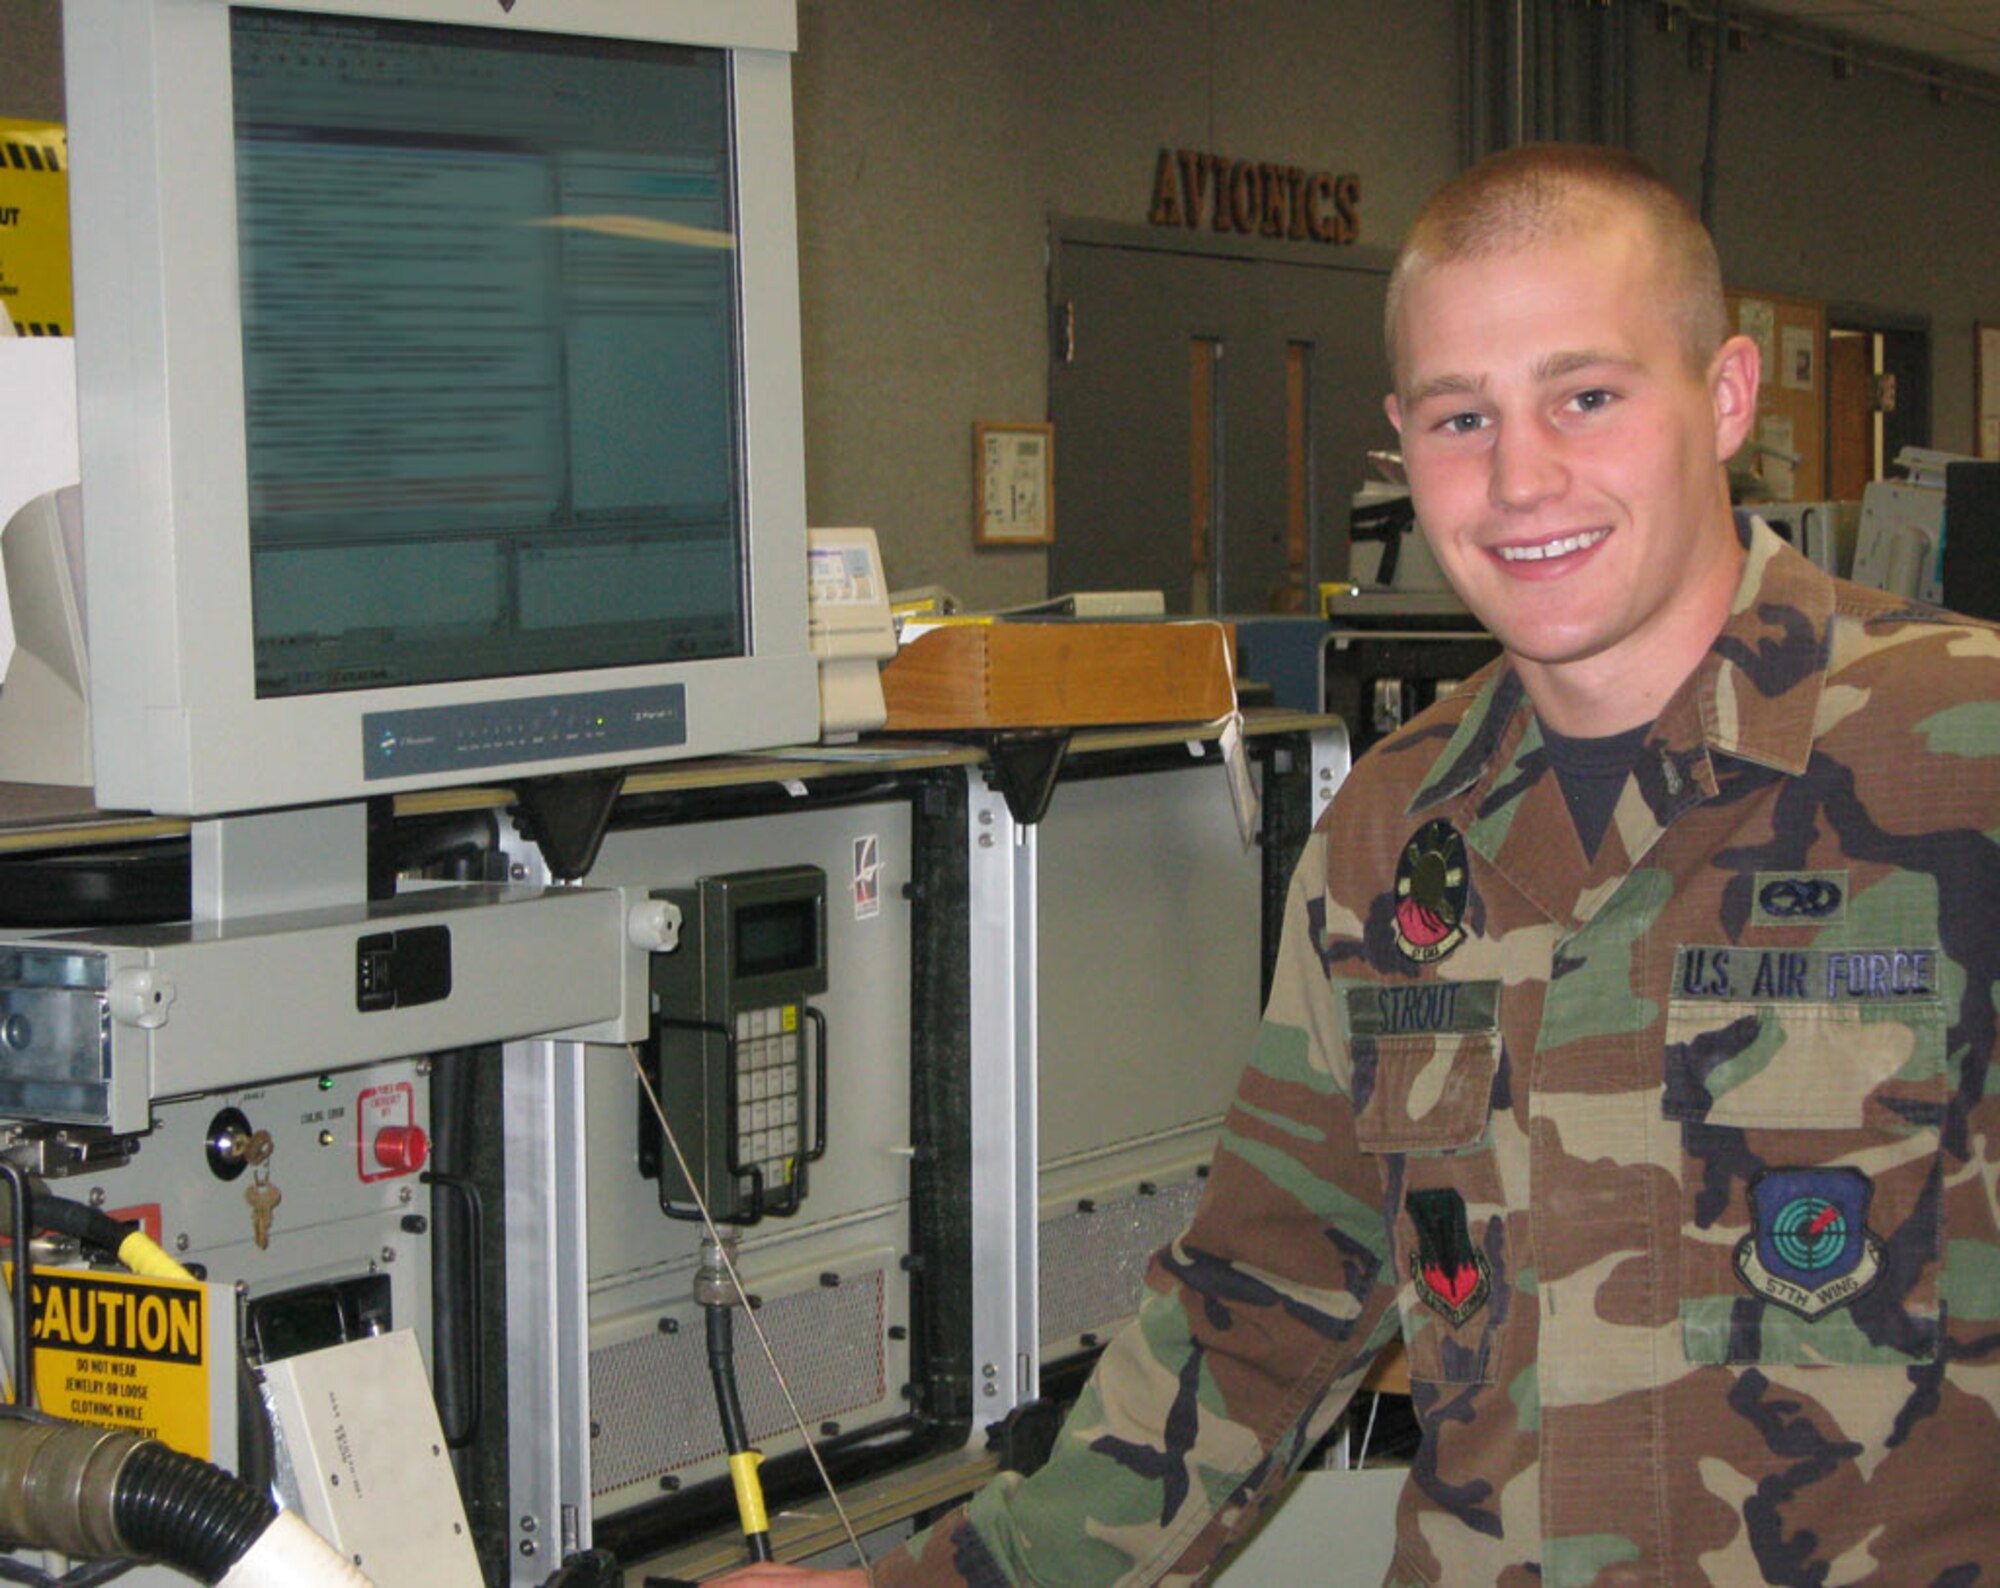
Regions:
[[117, 1230, 197, 1283], [727, 1449, 770, 1537]]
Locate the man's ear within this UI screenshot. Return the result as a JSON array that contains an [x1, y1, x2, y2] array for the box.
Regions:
[[1385, 391, 1405, 437], [1709, 333, 1760, 459]]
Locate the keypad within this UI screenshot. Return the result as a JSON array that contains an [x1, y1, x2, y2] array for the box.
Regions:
[[733, 1004, 804, 1197]]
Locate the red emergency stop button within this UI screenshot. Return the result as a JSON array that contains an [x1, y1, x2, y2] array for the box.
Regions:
[[372, 1124, 430, 1175]]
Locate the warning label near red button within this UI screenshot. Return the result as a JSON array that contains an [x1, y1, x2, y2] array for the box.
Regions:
[[357, 1081, 424, 1182]]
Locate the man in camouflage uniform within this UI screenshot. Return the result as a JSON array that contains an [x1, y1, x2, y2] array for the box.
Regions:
[[719, 145, 2000, 1586]]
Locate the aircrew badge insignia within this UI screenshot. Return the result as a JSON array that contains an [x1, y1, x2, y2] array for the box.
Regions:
[[1752, 870, 1847, 926], [1734, 1168, 1884, 1320], [1407, 1187, 1490, 1327], [1394, 819, 1470, 965]]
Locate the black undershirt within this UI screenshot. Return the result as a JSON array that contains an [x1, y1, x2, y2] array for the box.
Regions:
[[1540, 719, 1654, 859]]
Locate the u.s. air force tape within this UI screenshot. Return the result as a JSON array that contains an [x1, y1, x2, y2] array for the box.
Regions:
[[1675, 944, 1938, 1003]]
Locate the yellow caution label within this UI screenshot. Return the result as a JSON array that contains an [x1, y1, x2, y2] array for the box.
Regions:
[[11, 1266, 214, 1461], [781, 1004, 798, 1034], [0, 118, 72, 336]]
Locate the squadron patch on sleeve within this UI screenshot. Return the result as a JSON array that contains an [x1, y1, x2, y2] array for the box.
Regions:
[[1406, 1187, 1491, 1327], [1394, 819, 1470, 965], [1734, 1168, 1884, 1320]]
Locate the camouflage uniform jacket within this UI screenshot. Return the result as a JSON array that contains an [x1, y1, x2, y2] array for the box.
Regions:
[[876, 523, 2000, 1587]]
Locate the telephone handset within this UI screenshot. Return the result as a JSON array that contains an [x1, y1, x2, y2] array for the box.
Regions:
[[640, 865, 828, 1224]]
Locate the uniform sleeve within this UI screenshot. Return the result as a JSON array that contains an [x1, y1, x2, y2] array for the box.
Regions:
[[873, 831, 1402, 1587]]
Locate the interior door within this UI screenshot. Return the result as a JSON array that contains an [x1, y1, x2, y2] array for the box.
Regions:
[[1049, 227, 1393, 614]]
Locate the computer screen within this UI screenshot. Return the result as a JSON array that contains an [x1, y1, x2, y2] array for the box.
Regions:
[[235, 11, 747, 699], [64, 0, 815, 815]]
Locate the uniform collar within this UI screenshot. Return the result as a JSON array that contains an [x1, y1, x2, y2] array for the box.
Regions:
[[1411, 517, 1834, 819]]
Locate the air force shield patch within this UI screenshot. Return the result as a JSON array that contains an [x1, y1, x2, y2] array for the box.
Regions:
[[1734, 1168, 1884, 1320]]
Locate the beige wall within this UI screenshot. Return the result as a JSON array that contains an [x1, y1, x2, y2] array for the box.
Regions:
[[9, 2, 2000, 609], [0, 0, 61, 122], [792, 0, 1462, 609], [1632, 27, 2000, 463]]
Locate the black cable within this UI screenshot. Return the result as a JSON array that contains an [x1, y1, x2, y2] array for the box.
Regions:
[[233, 1334, 275, 1499], [424, 1169, 484, 1449], [704, 1301, 773, 1564], [0, 1167, 34, 1409], [24, 1190, 132, 1265], [428, 1045, 485, 1453], [0, 1557, 131, 1588], [57, 1558, 134, 1586]]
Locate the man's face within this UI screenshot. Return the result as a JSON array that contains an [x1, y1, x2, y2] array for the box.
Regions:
[[1385, 211, 1757, 730]]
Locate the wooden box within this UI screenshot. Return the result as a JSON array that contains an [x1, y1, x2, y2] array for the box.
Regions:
[[880, 621, 1235, 730]]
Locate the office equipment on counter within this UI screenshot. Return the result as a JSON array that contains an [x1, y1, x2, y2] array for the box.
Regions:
[[1853, 481, 1942, 602], [889, 584, 964, 620], [61, 1, 817, 815], [1348, 482, 1451, 593], [881, 621, 1236, 730], [642, 865, 829, 1224], [0, 486, 90, 785], [1852, 448, 1972, 605], [0, 334, 77, 691], [1321, 588, 1499, 756], [993, 590, 1168, 618], [262, 1331, 480, 1588], [1752, 500, 1856, 577], [808, 528, 897, 738]]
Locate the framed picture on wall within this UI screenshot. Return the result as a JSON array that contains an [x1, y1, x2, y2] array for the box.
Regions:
[[974, 421, 1055, 546], [1978, 323, 2000, 461]]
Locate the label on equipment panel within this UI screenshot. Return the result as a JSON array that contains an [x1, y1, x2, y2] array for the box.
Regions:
[[15, 1267, 215, 1459], [362, 682, 687, 780]]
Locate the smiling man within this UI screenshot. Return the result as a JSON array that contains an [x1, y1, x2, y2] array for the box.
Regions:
[[1383, 150, 1755, 739], [716, 146, 2000, 1588]]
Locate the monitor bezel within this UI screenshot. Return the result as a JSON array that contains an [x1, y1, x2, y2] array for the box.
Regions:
[[64, 0, 816, 816]]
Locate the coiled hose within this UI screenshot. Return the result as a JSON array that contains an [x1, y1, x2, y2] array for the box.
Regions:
[[1, 1190, 371, 1586], [0, 1413, 372, 1586]]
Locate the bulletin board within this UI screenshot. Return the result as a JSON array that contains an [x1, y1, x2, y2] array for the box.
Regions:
[[1726, 289, 1825, 503]]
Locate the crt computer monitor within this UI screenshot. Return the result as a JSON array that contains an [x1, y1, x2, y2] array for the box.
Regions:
[[63, 0, 816, 817]]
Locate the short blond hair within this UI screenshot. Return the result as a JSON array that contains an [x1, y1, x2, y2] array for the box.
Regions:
[[1385, 143, 1726, 382]]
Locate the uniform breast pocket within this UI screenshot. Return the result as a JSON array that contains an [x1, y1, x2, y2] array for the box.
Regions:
[[1352, 1029, 1498, 1155], [1350, 1023, 1508, 1384], [1663, 990, 1946, 1367]]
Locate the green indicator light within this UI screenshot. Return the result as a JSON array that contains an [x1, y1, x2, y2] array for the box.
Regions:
[[317, 1075, 335, 1091]]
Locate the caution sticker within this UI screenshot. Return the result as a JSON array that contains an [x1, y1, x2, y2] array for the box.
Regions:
[[0, 117, 72, 336], [14, 1267, 215, 1459]]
